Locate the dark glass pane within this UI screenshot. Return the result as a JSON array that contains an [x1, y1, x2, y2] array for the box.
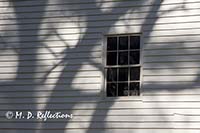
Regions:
[[119, 36, 128, 50], [118, 83, 128, 96], [107, 83, 117, 97], [129, 82, 140, 96], [107, 52, 117, 65], [130, 67, 140, 80], [130, 36, 140, 49], [107, 37, 117, 51], [118, 52, 128, 65], [118, 68, 128, 81], [130, 51, 140, 64], [107, 68, 117, 82]]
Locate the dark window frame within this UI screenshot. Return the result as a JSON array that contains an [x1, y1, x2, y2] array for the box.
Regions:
[[104, 34, 142, 97]]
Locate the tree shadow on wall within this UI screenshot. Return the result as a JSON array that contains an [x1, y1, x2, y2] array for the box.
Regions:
[[0, 0, 48, 132], [0, 0, 196, 133]]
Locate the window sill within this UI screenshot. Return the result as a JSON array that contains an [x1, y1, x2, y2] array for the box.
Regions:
[[101, 95, 143, 102]]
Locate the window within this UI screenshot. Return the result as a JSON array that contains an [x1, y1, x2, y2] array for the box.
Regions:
[[105, 35, 141, 97]]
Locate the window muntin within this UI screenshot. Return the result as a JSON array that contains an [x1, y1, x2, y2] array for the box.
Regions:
[[105, 35, 141, 97]]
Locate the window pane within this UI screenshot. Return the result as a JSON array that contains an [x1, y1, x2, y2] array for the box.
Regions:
[[129, 82, 140, 96], [107, 68, 117, 82], [106, 35, 141, 97], [130, 51, 140, 64], [107, 37, 117, 51], [130, 67, 140, 80], [119, 36, 128, 50], [107, 83, 117, 97], [107, 52, 117, 65], [130, 36, 140, 49], [118, 68, 128, 81], [118, 83, 128, 96], [118, 52, 128, 65]]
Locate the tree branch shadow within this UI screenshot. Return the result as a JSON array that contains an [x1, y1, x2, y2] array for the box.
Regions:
[[0, 0, 197, 132]]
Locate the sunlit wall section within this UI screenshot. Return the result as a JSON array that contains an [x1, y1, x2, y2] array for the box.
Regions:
[[0, 0, 200, 133]]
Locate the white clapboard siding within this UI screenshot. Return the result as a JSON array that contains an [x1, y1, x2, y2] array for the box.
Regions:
[[0, 43, 101, 53], [144, 42, 200, 50], [2, 9, 200, 26], [0, 130, 191, 133], [1, 0, 200, 132], [143, 62, 200, 69], [144, 48, 200, 56], [144, 68, 200, 75], [0, 39, 101, 47], [0, 0, 197, 5], [0, 84, 101, 92], [143, 75, 198, 82], [0, 122, 183, 129], [0, 90, 100, 98], [0, 34, 101, 43], [143, 83, 200, 95], [0, 130, 156, 133], [4, 101, 200, 110], [0, 51, 101, 61], [144, 55, 200, 63], [143, 22, 200, 32], [0, 64, 101, 73], [0, 71, 101, 80], [144, 28, 200, 37], [1, 95, 200, 103], [0, 58, 102, 67], [1, 16, 200, 31], [0, 77, 101, 85], [1, 108, 200, 116], [2, 115, 200, 123], [0, 0, 199, 14], [0, 49, 101, 56]]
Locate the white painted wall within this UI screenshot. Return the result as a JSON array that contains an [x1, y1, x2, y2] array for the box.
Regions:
[[0, 0, 200, 133]]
